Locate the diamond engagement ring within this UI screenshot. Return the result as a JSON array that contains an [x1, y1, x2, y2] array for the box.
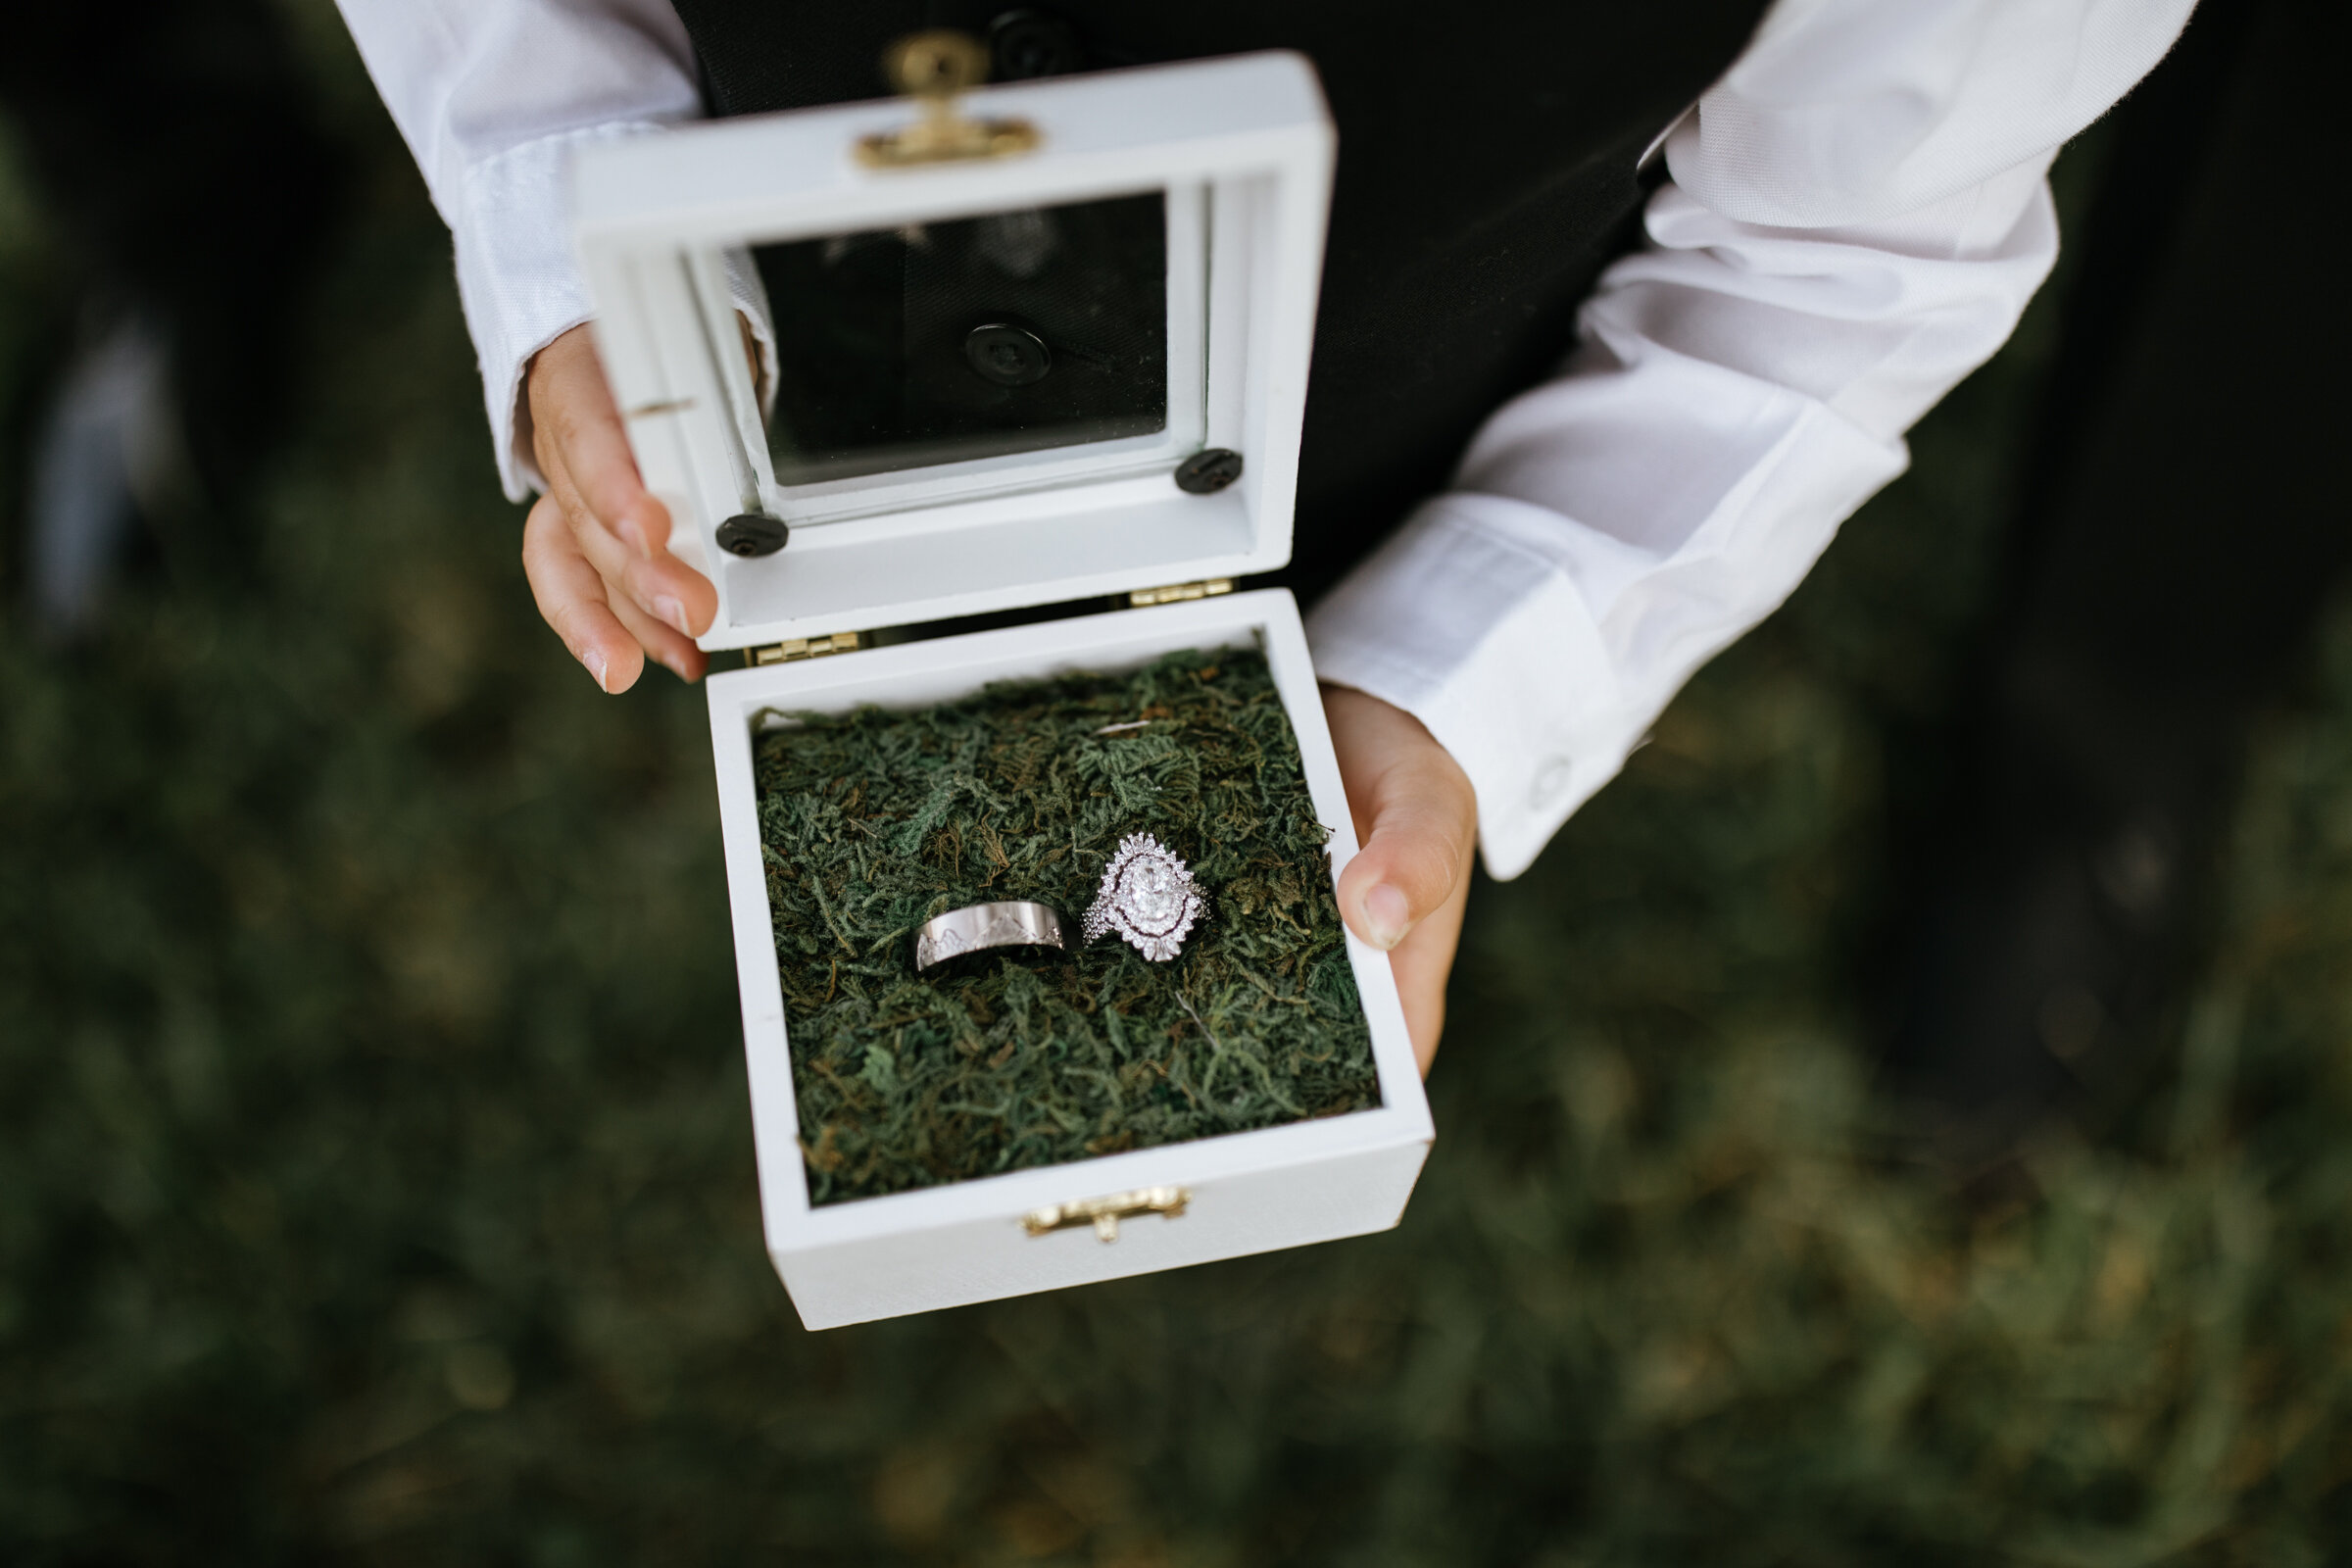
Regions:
[[913, 901, 1070, 972], [1084, 833, 1206, 961]]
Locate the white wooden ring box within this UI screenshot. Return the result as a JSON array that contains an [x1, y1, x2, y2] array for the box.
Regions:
[[573, 51, 1433, 1331]]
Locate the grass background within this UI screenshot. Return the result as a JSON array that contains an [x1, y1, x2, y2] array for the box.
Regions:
[[4, 8, 2351, 1563]]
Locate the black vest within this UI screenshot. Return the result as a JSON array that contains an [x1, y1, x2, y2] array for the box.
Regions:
[[667, 1, 1768, 595]]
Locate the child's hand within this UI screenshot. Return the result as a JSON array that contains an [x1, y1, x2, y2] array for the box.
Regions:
[[1323, 684, 1477, 1074], [520, 324, 719, 692]]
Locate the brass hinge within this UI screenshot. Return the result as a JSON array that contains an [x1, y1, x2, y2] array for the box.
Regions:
[[1128, 578, 1233, 609], [1023, 1185, 1191, 1244], [745, 631, 862, 666]]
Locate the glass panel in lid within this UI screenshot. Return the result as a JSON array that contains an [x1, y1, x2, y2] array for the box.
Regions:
[[750, 187, 1200, 494]]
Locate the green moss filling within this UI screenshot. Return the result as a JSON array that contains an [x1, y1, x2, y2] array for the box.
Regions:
[[753, 645, 1381, 1203]]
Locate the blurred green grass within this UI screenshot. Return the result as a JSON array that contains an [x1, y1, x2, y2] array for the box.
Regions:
[[5, 14, 2352, 1565]]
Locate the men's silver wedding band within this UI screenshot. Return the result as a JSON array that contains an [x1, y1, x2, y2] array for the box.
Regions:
[[913, 901, 1070, 972]]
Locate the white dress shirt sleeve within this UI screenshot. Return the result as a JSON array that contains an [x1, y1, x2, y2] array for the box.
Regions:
[[1304, 0, 2197, 878], [333, 0, 737, 501]]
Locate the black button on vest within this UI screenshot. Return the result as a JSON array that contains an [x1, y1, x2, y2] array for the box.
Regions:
[[666, 0, 1768, 596]]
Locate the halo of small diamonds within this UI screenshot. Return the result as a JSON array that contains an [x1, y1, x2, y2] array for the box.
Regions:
[[1083, 833, 1206, 961]]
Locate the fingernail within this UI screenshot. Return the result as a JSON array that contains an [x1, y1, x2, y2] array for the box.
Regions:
[[660, 652, 693, 682], [1362, 883, 1411, 951], [583, 647, 611, 692], [653, 594, 690, 635], [615, 514, 650, 556]]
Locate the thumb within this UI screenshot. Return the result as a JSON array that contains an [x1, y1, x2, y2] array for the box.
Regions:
[[1339, 777, 1474, 951], [1327, 700, 1477, 953]]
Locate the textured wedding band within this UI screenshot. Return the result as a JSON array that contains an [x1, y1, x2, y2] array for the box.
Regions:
[[913, 901, 1070, 972]]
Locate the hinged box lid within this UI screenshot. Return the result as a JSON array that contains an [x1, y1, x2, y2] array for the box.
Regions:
[[572, 52, 1334, 651]]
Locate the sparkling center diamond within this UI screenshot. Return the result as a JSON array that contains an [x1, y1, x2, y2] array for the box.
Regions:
[[1121, 860, 1181, 930]]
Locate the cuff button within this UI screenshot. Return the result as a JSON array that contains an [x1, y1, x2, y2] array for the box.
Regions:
[[1530, 756, 1575, 809]]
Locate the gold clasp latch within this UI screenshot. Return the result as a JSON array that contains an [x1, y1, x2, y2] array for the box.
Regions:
[[856, 31, 1041, 169], [1023, 1185, 1190, 1243]]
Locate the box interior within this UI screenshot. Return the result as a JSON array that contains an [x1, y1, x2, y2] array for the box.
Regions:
[[752, 639, 1381, 1204]]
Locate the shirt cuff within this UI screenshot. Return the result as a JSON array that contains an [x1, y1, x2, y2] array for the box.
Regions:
[[454, 120, 677, 502], [1306, 391, 1897, 881], [1306, 496, 1633, 881]]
